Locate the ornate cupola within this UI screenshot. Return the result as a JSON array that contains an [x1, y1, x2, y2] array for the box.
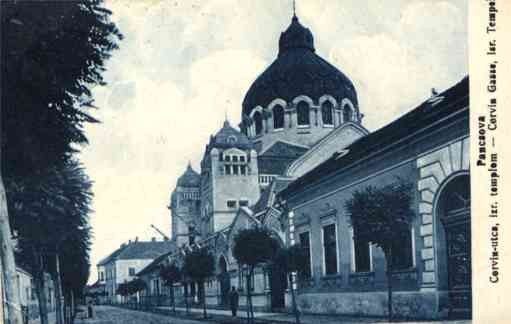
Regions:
[[278, 15, 315, 54], [241, 14, 362, 151]]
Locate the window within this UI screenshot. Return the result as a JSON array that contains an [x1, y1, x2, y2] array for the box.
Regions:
[[323, 223, 338, 275], [299, 232, 312, 279], [239, 156, 245, 162], [254, 111, 263, 135], [225, 165, 231, 175], [343, 105, 353, 122], [129, 267, 136, 276], [239, 200, 249, 207], [233, 165, 239, 175], [232, 156, 238, 162], [240, 165, 247, 175], [391, 229, 414, 270], [225, 155, 231, 162], [321, 101, 334, 125], [227, 200, 237, 208], [99, 272, 104, 281], [297, 101, 310, 126], [273, 104, 284, 129], [353, 239, 371, 272]]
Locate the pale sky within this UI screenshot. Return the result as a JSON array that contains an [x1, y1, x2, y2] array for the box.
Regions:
[[80, 0, 468, 283]]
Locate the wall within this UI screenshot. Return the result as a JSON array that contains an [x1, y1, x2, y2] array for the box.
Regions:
[[284, 112, 469, 319], [210, 149, 260, 232]]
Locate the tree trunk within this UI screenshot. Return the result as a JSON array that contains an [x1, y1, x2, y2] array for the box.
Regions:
[[0, 176, 23, 324], [53, 254, 65, 324], [245, 269, 250, 324], [201, 280, 207, 318], [34, 265, 49, 324], [70, 290, 75, 324], [171, 284, 175, 314], [289, 273, 300, 324], [386, 248, 393, 322], [184, 282, 189, 315]]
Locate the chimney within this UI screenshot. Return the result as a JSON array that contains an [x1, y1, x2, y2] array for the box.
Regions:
[[128, 239, 132, 244], [135, 236, 139, 242], [151, 237, 156, 242]]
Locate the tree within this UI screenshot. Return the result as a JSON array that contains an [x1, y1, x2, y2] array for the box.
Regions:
[[233, 227, 279, 324], [9, 159, 93, 324], [160, 263, 182, 313], [274, 244, 308, 324], [183, 247, 215, 319], [116, 282, 129, 303], [1, 1, 121, 323], [344, 180, 414, 321]]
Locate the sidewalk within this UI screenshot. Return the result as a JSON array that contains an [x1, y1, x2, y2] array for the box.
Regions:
[[155, 305, 472, 324]]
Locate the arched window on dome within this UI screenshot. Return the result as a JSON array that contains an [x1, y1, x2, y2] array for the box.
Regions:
[[343, 105, 353, 122], [254, 111, 263, 135], [273, 105, 284, 130], [321, 101, 334, 126], [296, 101, 310, 126]]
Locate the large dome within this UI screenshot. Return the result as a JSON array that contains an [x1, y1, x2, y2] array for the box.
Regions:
[[242, 15, 358, 118]]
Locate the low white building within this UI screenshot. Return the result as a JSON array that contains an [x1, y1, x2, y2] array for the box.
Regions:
[[97, 239, 174, 303]]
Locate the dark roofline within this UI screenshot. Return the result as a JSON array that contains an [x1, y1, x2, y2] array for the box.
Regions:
[[280, 76, 469, 199]]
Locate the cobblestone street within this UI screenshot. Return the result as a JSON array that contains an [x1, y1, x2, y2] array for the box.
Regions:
[[74, 305, 215, 324], [67, 305, 471, 324]]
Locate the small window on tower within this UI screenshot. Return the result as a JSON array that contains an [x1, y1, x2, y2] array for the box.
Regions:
[[227, 200, 237, 208], [239, 200, 249, 207]]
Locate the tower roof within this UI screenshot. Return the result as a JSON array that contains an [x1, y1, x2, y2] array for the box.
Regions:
[[206, 120, 254, 152], [176, 163, 200, 188], [242, 15, 358, 118]]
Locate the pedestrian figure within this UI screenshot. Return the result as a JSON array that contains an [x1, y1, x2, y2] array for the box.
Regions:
[[229, 286, 239, 317], [87, 299, 94, 318]]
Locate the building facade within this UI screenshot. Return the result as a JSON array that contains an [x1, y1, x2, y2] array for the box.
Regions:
[[137, 13, 470, 320], [279, 78, 469, 319], [97, 239, 175, 303]]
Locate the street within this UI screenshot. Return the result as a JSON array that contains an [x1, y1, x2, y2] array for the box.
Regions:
[[68, 305, 471, 324], [75, 305, 216, 324]]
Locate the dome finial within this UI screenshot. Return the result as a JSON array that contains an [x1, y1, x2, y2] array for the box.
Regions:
[[223, 110, 230, 127], [293, 0, 296, 18]]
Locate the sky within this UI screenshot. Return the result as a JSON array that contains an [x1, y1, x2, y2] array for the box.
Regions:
[[81, 0, 468, 283]]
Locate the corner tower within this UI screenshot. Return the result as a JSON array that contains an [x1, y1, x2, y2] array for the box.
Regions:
[[169, 163, 201, 247], [200, 120, 260, 236], [241, 15, 363, 152]]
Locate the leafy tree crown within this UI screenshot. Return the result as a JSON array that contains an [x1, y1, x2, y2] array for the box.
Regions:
[[183, 247, 215, 281], [344, 179, 415, 253], [233, 227, 280, 267]]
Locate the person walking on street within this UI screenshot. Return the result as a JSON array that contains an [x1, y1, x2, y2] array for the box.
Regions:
[[87, 299, 94, 318], [229, 286, 239, 317]]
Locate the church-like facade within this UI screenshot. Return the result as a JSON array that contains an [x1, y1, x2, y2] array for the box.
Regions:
[[140, 13, 470, 320], [170, 13, 368, 249]]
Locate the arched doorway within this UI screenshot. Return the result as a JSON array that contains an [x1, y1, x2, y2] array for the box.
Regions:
[[435, 174, 471, 318], [218, 256, 230, 307]]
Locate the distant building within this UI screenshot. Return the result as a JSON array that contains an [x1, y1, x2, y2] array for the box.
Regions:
[[97, 239, 174, 303], [1, 266, 55, 322]]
